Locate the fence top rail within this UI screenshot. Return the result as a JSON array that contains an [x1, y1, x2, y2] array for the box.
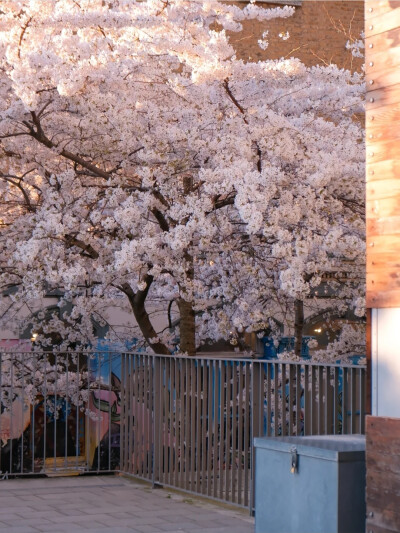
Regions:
[[0, 349, 366, 370]]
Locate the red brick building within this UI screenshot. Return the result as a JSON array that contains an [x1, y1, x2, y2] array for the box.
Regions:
[[230, 1, 364, 71]]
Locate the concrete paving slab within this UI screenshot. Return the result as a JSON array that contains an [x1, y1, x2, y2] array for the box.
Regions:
[[0, 475, 254, 533]]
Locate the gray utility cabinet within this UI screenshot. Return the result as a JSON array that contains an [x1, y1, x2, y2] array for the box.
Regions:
[[254, 435, 366, 533]]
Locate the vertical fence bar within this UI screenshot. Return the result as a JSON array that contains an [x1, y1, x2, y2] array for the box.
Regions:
[[64, 354, 69, 470], [179, 357, 185, 490], [273, 363, 279, 436], [266, 363, 271, 437], [20, 352, 25, 474], [317, 366, 323, 435], [119, 353, 125, 473], [212, 360, 219, 499], [190, 360, 196, 492], [219, 361, 225, 501], [323, 366, 328, 435], [311, 365, 317, 435], [206, 359, 213, 497], [184, 359, 190, 491], [326, 366, 333, 435], [303, 365, 310, 435], [75, 354, 80, 471], [351, 367, 357, 434], [107, 352, 111, 472], [147, 356, 154, 481], [31, 355, 35, 473], [85, 353, 90, 471], [159, 356, 165, 485], [95, 354, 100, 472], [43, 355, 47, 473], [170, 358, 175, 487], [162, 358, 169, 486], [237, 362, 244, 505], [243, 363, 250, 508], [359, 368, 366, 434], [250, 361, 261, 513], [152, 356, 160, 486], [281, 364, 287, 436], [128, 354, 135, 474], [295, 365, 302, 436], [196, 360, 201, 493], [225, 362, 232, 502], [132, 354, 137, 476], [144, 356, 148, 478], [288, 365, 294, 437], [201, 360, 208, 496], [333, 367, 340, 434], [231, 361, 238, 504], [124, 354, 130, 473], [138, 354, 143, 477], [175, 357, 181, 488], [0, 353, 2, 474], [342, 367, 348, 434], [54, 352, 58, 473], [10, 352, 14, 474]]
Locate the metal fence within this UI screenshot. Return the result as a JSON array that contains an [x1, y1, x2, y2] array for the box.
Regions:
[[119, 354, 366, 508], [0, 350, 119, 478], [0, 351, 366, 510]]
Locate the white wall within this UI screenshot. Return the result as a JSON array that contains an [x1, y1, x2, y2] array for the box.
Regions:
[[371, 308, 400, 417]]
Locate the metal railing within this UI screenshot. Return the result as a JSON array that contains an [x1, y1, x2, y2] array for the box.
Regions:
[[0, 351, 366, 510], [119, 354, 366, 508], [0, 351, 120, 477]]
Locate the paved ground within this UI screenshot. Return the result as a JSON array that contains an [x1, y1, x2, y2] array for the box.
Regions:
[[0, 475, 254, 533]]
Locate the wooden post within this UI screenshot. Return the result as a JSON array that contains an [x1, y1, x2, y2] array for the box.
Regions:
[[366, 3, 400, 532]]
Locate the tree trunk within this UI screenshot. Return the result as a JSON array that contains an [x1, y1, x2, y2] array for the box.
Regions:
[[121, 279, 170, 355], [177, 298, 196, 356], [294, 299, 304, 358]]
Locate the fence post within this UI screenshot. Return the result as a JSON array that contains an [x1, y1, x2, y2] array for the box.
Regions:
[[153, 356, 162, 487], [250, 361, 263, 514], [119, 353, 125, 472]]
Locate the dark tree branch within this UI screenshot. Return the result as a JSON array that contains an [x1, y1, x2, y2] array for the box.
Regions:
[[28, 112, 112, 180], [118, 278, 170, 355], [64, 235, 99, 259]]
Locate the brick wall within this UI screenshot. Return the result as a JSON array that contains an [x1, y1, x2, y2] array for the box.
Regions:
[[228, 1, 364, 71]]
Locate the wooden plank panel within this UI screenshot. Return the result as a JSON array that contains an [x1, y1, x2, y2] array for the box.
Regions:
[[366, 416, 400, 532], [367, 271, 400, 295], [368, 158, 400, 182], [367, 257, 400, 277], [366, 83, 400, 110], [367, 123, 400, 145], [368, 215, 400, 235], [366, 1, 400, 22], [367, 106, 400, 144], [367, 179, 400, 201], [365, 1, 400, 32], [367, 288, 400, 307], [367, 138, 400, 164], [367, 196, 400, 218], [366, 31, 400, 75], [367, 63, 400, 91], [365, 7, 400, 306], [366, 47, 400, 77], [367, 100, 400, 128]]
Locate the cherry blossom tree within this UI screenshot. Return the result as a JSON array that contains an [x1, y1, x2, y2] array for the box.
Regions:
[[0, 0, 365, 358]]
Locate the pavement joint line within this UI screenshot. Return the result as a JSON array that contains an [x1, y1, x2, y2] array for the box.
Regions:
[[0, 482, 128, 493]]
